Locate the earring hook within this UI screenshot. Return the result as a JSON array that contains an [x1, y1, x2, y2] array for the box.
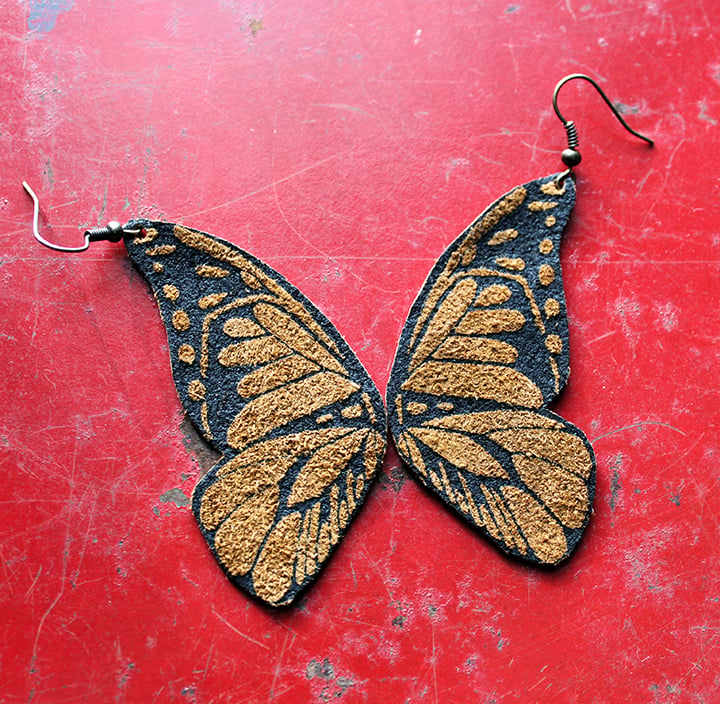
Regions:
[[552, 73, 653, 181], [23, 181, 136, 252]]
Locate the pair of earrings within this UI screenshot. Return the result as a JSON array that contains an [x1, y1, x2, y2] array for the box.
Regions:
[[26, 74, 652, 607]]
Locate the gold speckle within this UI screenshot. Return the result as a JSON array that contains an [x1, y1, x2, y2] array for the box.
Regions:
[[545, 215, 556, 227], [406, 401, 428, 416], [460, 243, 477, 266], [538, 264, 556, 286], [544, 299, 561, 318], [456, 309, 526, 335], [188, 379, 206, 400], [316, 413, 333, 424], [133, 228, 158, 244], [153, 262, 164, 273], [341, 405, 363, 419], [199, 292, 229, 309], [475, 284, 512, 307], [172, 310, 191, 331], [219, 337, 289, 367], [223, 317, 265, 338], [241, 271, 261, 290], [145, 245, 176, 256], [540, 181, 566, 196], [196, 264, 230, 278], [545, 335, 563, 354], [495, 257, 525, 271], [539, 239, 554, 254], [249, 17, 264, 36], [437, 402, 454, 411], [487, 229, 519, 246], [163, 284, 180, 301], [178, 344, 196, 364], [528, 201, 558, 212]]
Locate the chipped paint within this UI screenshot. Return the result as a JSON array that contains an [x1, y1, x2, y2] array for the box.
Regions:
[[27, 0, 74, 34], [159, 488, 190, 507]]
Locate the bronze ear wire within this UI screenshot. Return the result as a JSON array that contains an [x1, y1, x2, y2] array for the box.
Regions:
[[22, 180, 139, 251], [552, 73, 653, 184]]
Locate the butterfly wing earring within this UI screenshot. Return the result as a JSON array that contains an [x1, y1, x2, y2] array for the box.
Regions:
[[24, 190, 387, 607], [387, 74, 653, 565]]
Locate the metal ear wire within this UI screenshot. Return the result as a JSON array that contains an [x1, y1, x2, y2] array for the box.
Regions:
[[552, 73, 654, 182], [23, 181, 139, 252]]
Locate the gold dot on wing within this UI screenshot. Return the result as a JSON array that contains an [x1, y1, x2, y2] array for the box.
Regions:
[[172, 310, 191, 331], [544, 299, 561, 318], [538, 265, 555, 286], [188, 379, 207, 400], [178, 344, 196, 364], [539, 239, 554, 254], [163, 284, 180, 300], [545, 335, 563, 354]]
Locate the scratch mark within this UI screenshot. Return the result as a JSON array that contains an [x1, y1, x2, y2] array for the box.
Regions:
[[610, 465, 621, 511], [30, 540, 68, 671], [211, 607, 269, 649], [313, 103, 374, 119], [181, 148, 353, 220], [698, 100, 717, 125], [268, 631, 294, 702], [588, 330, 616, 344], [592, 421, 686, 443], [430, 618, 438, 704], [24, 566, 43, 602]]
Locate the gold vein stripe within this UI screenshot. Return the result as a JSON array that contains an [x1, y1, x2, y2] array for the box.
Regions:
[[487, 229, 519, 246], [223, 317, 266, 338], [432, 335, 518, 364], [475, 284, 512, 307], [236, 354, 320, 398], [409, 427, 508, 478], [226, 372, 360, 449], [455, 309, 525, 335], [218, 337, 290, 367], [528, 201, 558, 212], [196, 264, 230, 278], [401, 361, 543, 407]]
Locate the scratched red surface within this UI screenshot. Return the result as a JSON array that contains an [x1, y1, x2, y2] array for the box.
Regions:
[[1, 1, 719, 702]]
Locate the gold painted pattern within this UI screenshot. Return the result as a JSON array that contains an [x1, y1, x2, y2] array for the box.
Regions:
[[538, 264, 556, 286], [146, 245, 176, 256], [199, 292, 229, 309], [163, 284, 180, 300], [487, 229, 519, 245], [495, 257, 526, 271], [196, 264, 231, 278], [539, 239, 554, 254], [178, 344, 196, 364], [172, 310, 191, 331], [409, 187, 527, 346], [544, 298, 561, 318]]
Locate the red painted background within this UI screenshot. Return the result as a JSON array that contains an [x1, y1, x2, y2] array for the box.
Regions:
[[1, 1, 719, 702]]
